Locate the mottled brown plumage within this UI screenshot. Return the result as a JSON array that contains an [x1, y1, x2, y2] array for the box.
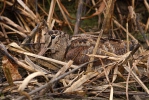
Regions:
[[45, 30, 70, 61], [46, 30, 136, 65]]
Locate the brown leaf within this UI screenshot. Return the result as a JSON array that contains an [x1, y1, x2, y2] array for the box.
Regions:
[[81, 1, 106, 19], [2, 56, 22, 83]]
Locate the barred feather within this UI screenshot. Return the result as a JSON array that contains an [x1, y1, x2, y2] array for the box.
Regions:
[[47, 30, 136, 65]]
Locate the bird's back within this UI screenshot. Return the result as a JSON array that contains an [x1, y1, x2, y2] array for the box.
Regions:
[[47, 30, 136, 65]]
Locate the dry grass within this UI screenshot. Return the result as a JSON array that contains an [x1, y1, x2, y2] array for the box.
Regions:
[[0, 0, 149, 100]]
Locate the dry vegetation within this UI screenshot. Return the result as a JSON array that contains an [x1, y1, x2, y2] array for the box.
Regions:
[[0, 0, 149, 100]]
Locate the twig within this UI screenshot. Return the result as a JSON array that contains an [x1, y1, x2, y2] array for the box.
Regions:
[[126, 62, 131, 100], [17, 0, 37, 21], [0, 43, 39, 72], [56, 0, 73, 33], [81, 1, 105, 19], [74, 0, 84, 34], [124, 66, 149, 94], [113, 19, 137, 41], [0, 16, 27, 33], [0, 0, 5, 15], [16, 61, 94, 100], [116, 3, 123, 25], [8, 43, 78, 69], [145, 18, 149, 32], [1, 24, 10, 43], [0, 43, 18, 66], [126, 22, 129, 52], [136, 14, 149, 47], [47, 0, 56, 29], [0, 23, 27, 38], [21, 21, 44, 47], [144, 0, 149, 12], [87, 30, 103, 71]]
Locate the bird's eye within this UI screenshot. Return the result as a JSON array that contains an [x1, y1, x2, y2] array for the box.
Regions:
[[51, 35, 56, 39]]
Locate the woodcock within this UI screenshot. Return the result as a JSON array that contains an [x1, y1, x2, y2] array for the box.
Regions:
[[41, 30, 137, 65]]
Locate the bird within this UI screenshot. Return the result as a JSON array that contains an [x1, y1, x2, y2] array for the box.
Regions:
[[43, 30, 137, 65]]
